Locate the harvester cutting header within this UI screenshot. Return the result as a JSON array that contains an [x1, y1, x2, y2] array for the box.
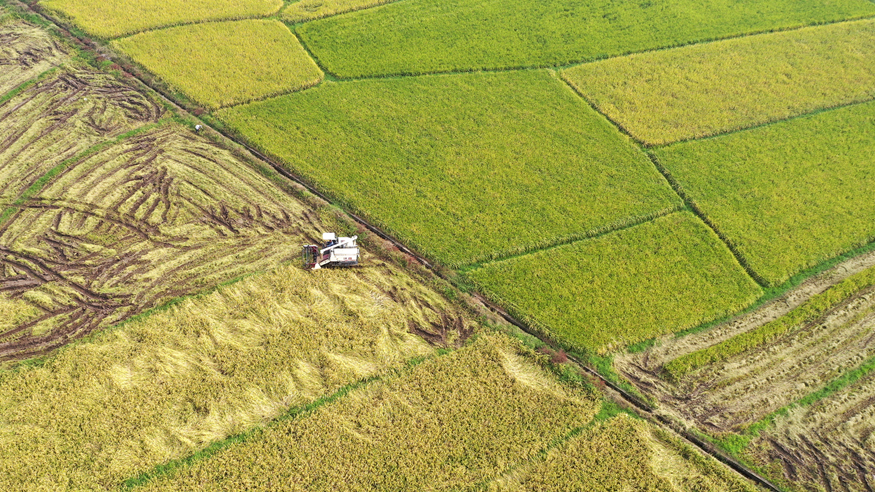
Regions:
[[303, 233, 360, 269]]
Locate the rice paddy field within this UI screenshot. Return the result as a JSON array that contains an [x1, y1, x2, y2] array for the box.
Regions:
[[113, 20, 323, 109], [0, 260, 474, 490], [562, 18, 875, 145], [218, 71, 681, 267], [39, 0, 282, 38], [7, 0, 875, 489], [466, 212, 762, 353], [617, 260, 875, 491], [655, 99, 875, 286], [282, 0, 395, 23], [297, 0, 875, 77], [0, 15, 69, 95]]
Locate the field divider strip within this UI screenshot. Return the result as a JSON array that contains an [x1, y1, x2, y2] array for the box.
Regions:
[[0, 120, 164, 227], [282, 13, 875, 84], [12, 6, 798, 489], [0, 65, 61, 105], [458, 204, 683, 270], [646, 152, 769, 287], [745, 354, 875, 438], [649, 95, 875, 149], [121, 349, 451, 489], [121, 374, 384, 489]]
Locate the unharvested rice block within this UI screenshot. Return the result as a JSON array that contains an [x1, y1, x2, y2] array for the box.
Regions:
[[563, 19, 875, 145], [218, 71, 681, 267], [283, 0, 397, 23], [113, 20, 322, 109], [298, 0, 875, 77], [655, 100, 875, 286], [140, 335, 599, 491], [39, 0, 283, 38], [467, 212, 762, 353]]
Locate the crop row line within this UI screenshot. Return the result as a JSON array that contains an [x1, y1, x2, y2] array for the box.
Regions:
[[122, 373, 387, 489], [0, 120, 164, 226], [458, 205, 683, 270]]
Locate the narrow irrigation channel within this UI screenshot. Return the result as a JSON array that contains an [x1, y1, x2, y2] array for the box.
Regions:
[[17, 2, 782, 489]]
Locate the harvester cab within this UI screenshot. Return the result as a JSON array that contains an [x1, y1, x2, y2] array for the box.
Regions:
[[303, 232, 360, 270]]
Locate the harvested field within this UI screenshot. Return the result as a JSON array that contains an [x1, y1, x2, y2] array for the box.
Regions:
[[0, 18, 69, 97], [0, 259, 474, 490], [218, 71, 681, 267], [283, 0, 397, 23], [0, 68, 164, 200], [39, 0, 283, 39], [0, 122, 332, 361], [113, 20, 323, 109], [745, 370, 875, 492], [490, 414, 756, 492], [616, 259, 875, 491], [562, 18, 875, 145], [297, 0, 875, 77], [467, 212, 762, 354], [138, 335, 600, 491], [655, 99, 875, 286]]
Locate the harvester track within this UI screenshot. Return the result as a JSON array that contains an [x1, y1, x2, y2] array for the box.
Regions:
[[15, 2, 781, 489]]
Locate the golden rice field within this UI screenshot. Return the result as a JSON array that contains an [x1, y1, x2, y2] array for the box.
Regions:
[[138, 334, 600, 491], [655, 99, 875, 286], [0, 260, 473, 490], [0, 17, 69, 96], [562, 18, 875, 145], [113, 20, 323, 109], [40, 0, 282, 38], [491, 414, 756, 492], [283, 0, 397, 23], [467, 212, 762, 354]]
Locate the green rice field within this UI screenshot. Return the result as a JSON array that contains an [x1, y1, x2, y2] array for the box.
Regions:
[[218, 70, 681, 267]]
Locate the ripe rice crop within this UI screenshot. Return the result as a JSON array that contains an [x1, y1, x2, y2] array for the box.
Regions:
[[113, 20, 323, 109], [39, 0, 283, 39], [0, 259, 470, 490], [466, 212, 762, 353], [664, 264, 875, 380], [218, 71, 681, 267], [297, 0, 875, 77], [562, 19, 875, 145], [283, 0, 397, 23], [655, 100, 875, 286], [490, 414, 756, 491], [0, 19, 69, 96], [138, 335, 600, 491]]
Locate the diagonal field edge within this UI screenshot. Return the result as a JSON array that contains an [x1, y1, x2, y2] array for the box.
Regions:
[[289, 13, 875, 82], [121, 373, 387, 489], [12, 4, 831, 490]]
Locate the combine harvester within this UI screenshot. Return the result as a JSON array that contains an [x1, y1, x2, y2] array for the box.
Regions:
[[303, 233, 360, 269]]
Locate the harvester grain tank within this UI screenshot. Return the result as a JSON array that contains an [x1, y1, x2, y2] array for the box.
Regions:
[[303, 232, 360, 269]]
